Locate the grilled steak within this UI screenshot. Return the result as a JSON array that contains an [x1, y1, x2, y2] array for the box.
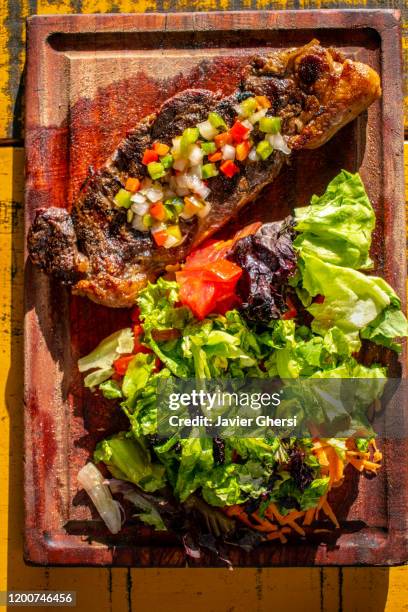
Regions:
[[28, 40, 381, 308]]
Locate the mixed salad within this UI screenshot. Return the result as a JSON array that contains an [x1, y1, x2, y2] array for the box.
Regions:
[[113, 93, 290, 249], [78, 171, 408, 557]]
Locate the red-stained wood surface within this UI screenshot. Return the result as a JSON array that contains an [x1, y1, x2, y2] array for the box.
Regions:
[[24, 10, 407, 566]]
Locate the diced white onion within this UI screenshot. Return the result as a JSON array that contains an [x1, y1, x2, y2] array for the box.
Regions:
[[267, 133, 291, 155], [151, 223, 167, 235], [130, 192, 146, 204], [175, 186, 190, 197], [184, 174, 211, 199], [188, 165, 203, 179], [222, 144, 236, 161], [173, 158, 188, 172], [233, 103, 243, 115], [241, 119, 254, 132], [145, 187, 164, 202], [77, 463, 122, 535], [248, 108, 267, 124], [176, 173, 188, 189], [131, 201, 150, 216], [196, 201, 211, 218], [248, 148, 259, 162], [132, 214, 149, 232], [164, 234, 181, 249], [188, 145, 204, 166], [197, 120, 217, 141]]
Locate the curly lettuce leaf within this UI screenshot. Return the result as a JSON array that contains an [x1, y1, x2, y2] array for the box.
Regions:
[[294, 170, 375, 269], [94, 433, 166, 493], [300, 253, 396, 350], [174, 434, 214, 502], [361, 306, 408, 353]]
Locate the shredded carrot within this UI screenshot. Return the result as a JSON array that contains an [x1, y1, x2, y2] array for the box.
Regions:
[[347, 456, 365, 472], [315, 494, 327, 520], [325, 446, 344, 484], [322, 501, 340, 529], [251, 512, 278, 532], [266, 503, 284, 525], [286, 520, 306, 536], [303, 508, 315, 526], [362, 460, 382, 471]]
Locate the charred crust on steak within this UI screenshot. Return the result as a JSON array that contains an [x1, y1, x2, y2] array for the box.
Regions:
[[27, 41, 381, 307]]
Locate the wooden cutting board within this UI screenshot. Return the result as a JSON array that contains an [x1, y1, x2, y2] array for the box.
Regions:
[[24, 10, 408, 566]]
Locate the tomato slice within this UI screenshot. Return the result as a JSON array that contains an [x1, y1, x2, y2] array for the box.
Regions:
[[205, 259, 242, 283], [176, 222, 261, 319], [113, 354, 135, 376], [212, 293, 242, 315], [178, 277, 217, 320]]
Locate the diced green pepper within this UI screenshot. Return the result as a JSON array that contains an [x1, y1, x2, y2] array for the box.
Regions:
[[143, 213, 154, 228], [201, 141, 217, 155], [240, 97, 257, 117], [114, 188, 132, 209], [164, 197, 184, 221], [180, 127, 200, 154], [259, 116, 281, 134], [201, 163, 219, 179], [256, 139, 274, 160], [147, 162, 166, 180], [160, 154, 173, 169], [208, 112, 227, 130]]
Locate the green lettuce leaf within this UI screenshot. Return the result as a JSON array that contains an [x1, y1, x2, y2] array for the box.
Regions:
[[174, 434, 214, 502], [300, 253, 396, 350], [361, 306, 408, 353], [78, 328, 134, 389], [94, 433, 166, 492], [294, 170, 375, 269], [201, 460, 272, 507], [99, 379, 123, 400]]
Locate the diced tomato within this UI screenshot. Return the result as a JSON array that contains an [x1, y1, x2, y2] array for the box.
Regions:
[[229, 120, 250, 143], [184, 223, 261, 269], [131, 306, 141, 323], [150, 201, 166, 221], [178, 277, 217, 320], [313, 294, 325, 304], [135, 345, 153, 355], [153, 357, 162, 373], [232, 222, 262, 242], [142, 149, 159, 165], [153, 142, 170, 156], [212, 293, 242, 315], [220, 160, 240, 178], [255, 95, 271, 109], [235, 140, 252, 161], [204, 259, 243, 283], [214, 131, 233, 149], [207, 151, 223, 163], [113, 354, 135, 376], [152, 229, 168, 247], [133, 323, 143, 339], [125, 177, 141, 193], [176, 222, 263, 319], [282, 296, 298, 320]]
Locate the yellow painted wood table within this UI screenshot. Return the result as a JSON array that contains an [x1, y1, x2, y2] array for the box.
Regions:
[[1, 2, 408, 611]]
